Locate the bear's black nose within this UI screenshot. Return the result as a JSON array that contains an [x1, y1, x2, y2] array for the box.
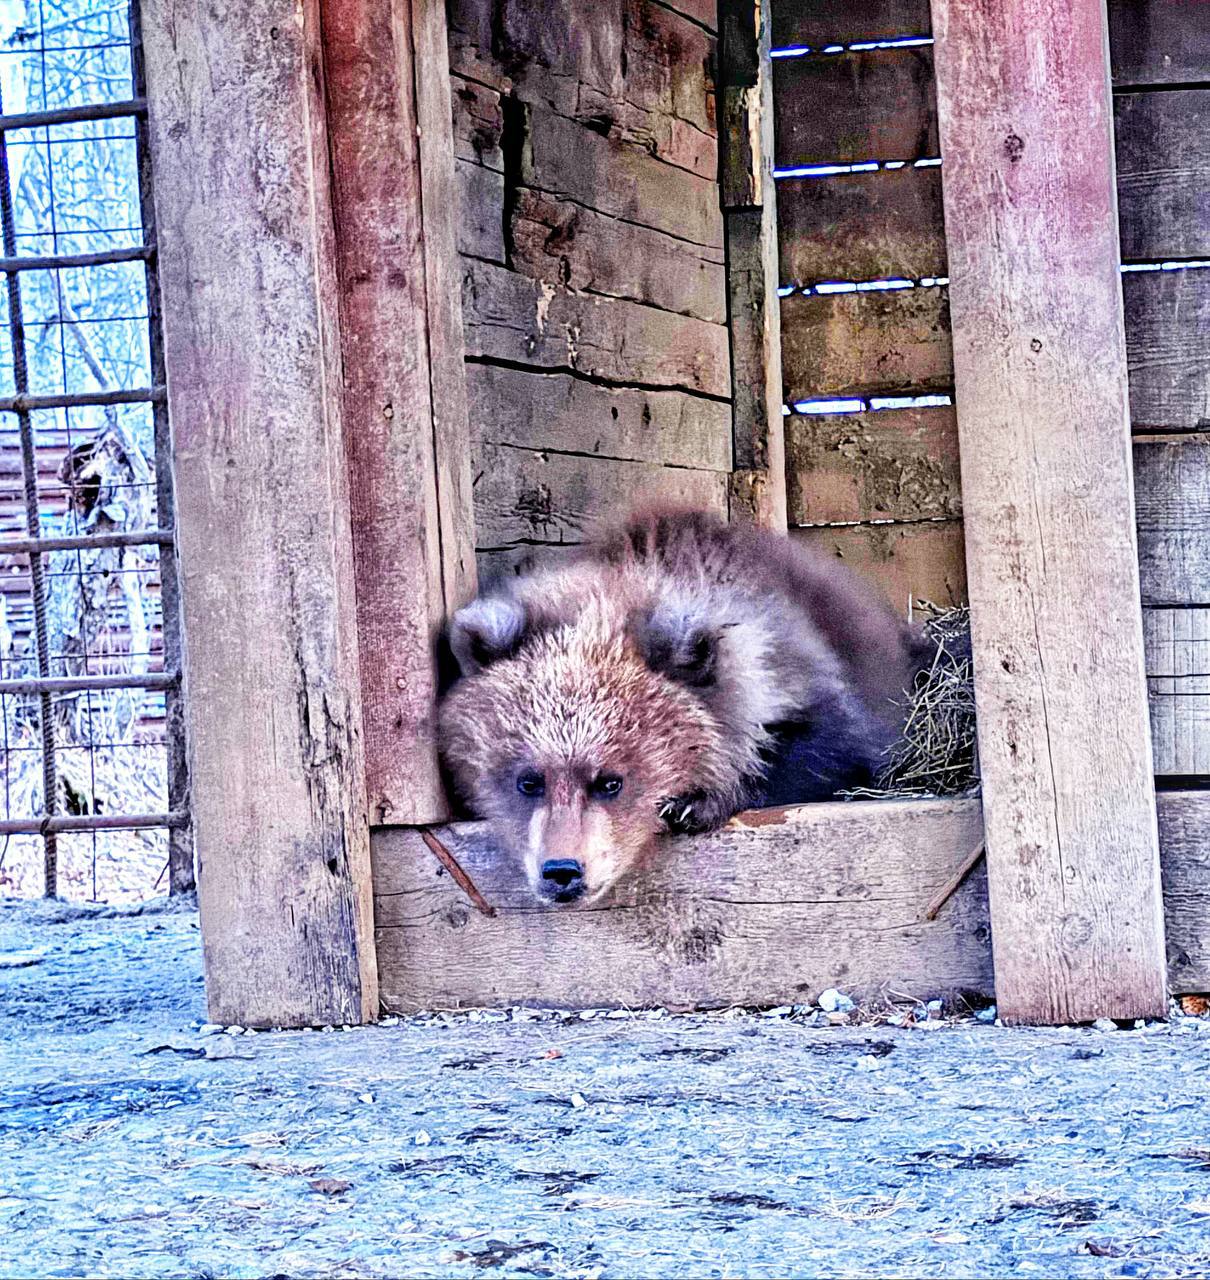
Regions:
[[541, 859, 584, 899]]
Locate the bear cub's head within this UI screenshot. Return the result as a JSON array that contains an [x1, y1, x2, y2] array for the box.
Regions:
[[439, 589, 735, 907]]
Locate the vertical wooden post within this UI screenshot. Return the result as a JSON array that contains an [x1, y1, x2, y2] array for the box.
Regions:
[[931, 0, 1167, 1022], [142, 0, 378, 1026], [718, 0, 787, 531], [322, 0, 477, 828]]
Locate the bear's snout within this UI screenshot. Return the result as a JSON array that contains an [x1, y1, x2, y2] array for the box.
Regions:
[[541, 858, 585, 903]]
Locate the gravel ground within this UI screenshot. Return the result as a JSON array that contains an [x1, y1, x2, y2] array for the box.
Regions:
[[3, 899, 1210, 1279]]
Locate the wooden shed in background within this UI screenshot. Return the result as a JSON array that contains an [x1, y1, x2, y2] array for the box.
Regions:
[[140, 0, 1210, 1029]]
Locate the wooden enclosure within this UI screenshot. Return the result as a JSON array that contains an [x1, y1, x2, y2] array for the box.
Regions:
[[140, 0, 1210, 1027]]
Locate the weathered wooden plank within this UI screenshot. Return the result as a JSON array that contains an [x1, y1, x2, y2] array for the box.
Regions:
[[472, 442, 729, 573], [468, 364, 733, 473], [325, 0, 444, 827], [325, 0, 477, 828], [1133, 439, 1210, 607], [374, 791, 1210, 1008], [772, 0, 931, 48], [446, 0, 718, 180], [1124, 268, 1210, 433], [453, 83, 727, 320], [509, 187, 727, 323], [523, 107, 723, 249], [656, 0, 717, 31], [1145, 609, 1210, 776], [462, 259, 731, 398], [451, 74, 504, 171], [773, 48, 937, 168], [780, 286, 951, 402], [791, 520, 968, 612], [455, 158, 506, 262], [1108, 0, 1210, 86], [786, 406, 961, 525], [1160, 791, 1210, 992], [143, 0, 376, 1025], [933, 0, 1167, 1023], [777, 166, 947, 286], [413, 0, 480, 615], [720, 0, 786, 530], [373, 798, 994, 1011], [778, 273, 1207, 431], [1116, 91, 1210, 261]]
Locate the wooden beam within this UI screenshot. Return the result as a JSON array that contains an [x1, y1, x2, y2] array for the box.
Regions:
[[773, 47, 938, 171], [141, 0, 377, 1025], [786, 405, 962, 525], [321, 0, 476, 827], [791, 520, 969, 615], [373, 791, 1210, 1011], [718, 0, 786, 530], [930, 0, 1167, 1023], [374, 799, 994, 1011]]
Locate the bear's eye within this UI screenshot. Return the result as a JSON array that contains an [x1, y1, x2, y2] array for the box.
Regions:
[[590, 773, 624, 799], [516, 770, 546, 798]]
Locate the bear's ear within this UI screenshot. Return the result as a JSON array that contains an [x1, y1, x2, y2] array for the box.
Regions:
[[630, 604, 717, 688], [448, 596, 529, 674]]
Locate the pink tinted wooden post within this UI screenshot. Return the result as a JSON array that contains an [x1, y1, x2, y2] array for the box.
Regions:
[[322, 0, 477, 828], [930, 0, 1167, 1022]]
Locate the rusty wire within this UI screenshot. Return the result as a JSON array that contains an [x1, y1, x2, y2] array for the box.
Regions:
[[0, 4, 190, 901]]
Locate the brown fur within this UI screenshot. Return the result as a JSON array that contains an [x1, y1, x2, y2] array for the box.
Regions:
[[439, 507, 925, 905]]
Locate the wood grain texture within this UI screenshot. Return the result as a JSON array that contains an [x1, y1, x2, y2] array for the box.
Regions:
[[373, 799, 994, 1011], [932, 0, 1167, 1024], [720, 0, 787, 529], [472, 442, 729, 575], [522, 108, 723, 249], [786, 406, 961, 525], [1124, 268, 1210, 433], [1160, 791, 1210, 992], [778, 272, 1207, 433], [446, 0, 719, 181], [449, 67, 726, 324], [777, 166, 947, 286], [1107, 0, 1210, 86], [372, 791, 1210, 1007], [413, 0, 479, 615], [791, 520, 968, 613], [1144, 609, 1210, 776], [509, 186, 728, 324], [1116, 91, 1210, 260], [143, 0, 376, 1026], [771, 0, 931, 49], [455, 158, 507, 262], [780, 286, 952, 402], [462, 259, 731, 398], [772, 62, 1206, 280], [323, 0, 475, 828], [773, 47, 938, 168], [469, 363, 733, 473], [451, 74, 504, 170], [1133, 439, 1210, 607]]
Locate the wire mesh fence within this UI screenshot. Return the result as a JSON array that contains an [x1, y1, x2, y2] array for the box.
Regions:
[[0, 0, 188, 903]]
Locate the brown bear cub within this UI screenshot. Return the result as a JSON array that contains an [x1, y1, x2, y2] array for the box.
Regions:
[[439, 508, 925, 907]]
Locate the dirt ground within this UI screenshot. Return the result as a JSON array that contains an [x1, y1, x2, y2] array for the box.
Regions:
[[3, 898, 1210, 1279]]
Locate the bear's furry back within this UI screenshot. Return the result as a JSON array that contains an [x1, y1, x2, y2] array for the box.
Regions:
[[591, 509, 925, 804], [445, 507, 926, 816]]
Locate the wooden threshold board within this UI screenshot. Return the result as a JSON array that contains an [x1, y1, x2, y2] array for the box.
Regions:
[[372, 792, 1210, 1014]]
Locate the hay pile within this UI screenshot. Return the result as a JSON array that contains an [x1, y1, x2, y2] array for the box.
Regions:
[[849, 603, 980, 800]]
